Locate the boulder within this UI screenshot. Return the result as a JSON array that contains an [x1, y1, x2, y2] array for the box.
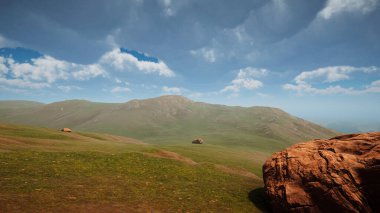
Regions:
[[192, 138, 204, 144], [263, 132, 380, 212], [61, 127, 72, 132]]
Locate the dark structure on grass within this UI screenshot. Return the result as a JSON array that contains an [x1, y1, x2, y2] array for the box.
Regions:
[[192, 138, 204, 144]]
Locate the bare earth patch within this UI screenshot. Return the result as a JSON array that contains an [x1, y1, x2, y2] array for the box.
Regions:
[[143, 150, 198, 165]]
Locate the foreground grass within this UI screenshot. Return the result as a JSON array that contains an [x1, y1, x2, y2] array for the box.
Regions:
[[0, 124, 266, 212], [0, 151, 262, 212]]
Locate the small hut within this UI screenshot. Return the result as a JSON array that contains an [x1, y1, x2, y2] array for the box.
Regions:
[[61, 128, 72, 133], [192, 138, 204, 144]]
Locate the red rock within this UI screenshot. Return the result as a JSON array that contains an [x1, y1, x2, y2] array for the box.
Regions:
[[263, 132, 380, 213]]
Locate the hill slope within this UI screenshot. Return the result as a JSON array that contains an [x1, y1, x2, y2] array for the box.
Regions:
[[0, 123, 266, 212], [0, 96, 336, 150]]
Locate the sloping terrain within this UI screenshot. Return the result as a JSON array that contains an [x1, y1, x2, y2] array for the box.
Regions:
[[0, 123, 266, 212], [0, 96, 338, 212], [0, 95, 337, 151]]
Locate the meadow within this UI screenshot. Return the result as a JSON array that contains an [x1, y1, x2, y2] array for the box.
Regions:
[[0, 123, 268, 212]]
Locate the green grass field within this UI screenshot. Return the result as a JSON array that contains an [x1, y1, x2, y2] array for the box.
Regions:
[[0, 123, 269, 212]]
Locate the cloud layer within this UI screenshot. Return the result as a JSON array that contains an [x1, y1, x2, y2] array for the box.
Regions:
[[222, 67, 267, 93], [0, 48, 175, 91], [319, 0, 378, 19], [100, 49, 174, 77], [283, 66, 380, 95]]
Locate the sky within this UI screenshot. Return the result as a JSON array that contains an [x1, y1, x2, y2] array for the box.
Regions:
[[0, 0, 379, 131]]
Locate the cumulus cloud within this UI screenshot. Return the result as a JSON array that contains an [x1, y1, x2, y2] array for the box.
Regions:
[[283, 65, 380, 95], [190, 47, 217, 63], [294, 66, 377, 84], [0, 77, 50, 89], [100, 48, 175, 77], [72, 64, 107, 80], [0, 54, 108, 90], [319, 0, 378, 19], [0, 56, 66, 89], [162, 86, 182, 94], [221, 67, 267, 93], [9, 56, 70, 83], [0, 47, 174, 91], [111, 86, 131, 93], [236, 67, 268, 78]]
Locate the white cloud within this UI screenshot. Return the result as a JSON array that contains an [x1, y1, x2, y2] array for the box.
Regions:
[[283, 83, 357, 95], [159, 0, 174, 16], [1, 47, 174, 92], [221, 67, 266, 93], [232, 26, 251, 43], [0, 77, 50, 89], [111, 86, 131, 93], [9, 56, 70, 83], [190, 47, 217, 63], [364, 80, 380, 93], [284, 66, 380, 95], [370, 80, 380, 87], [319, 0, 378, 19], [0, 52, 108, 90], [236, 67, 268, 79], [100, 48, 175, 77], [294, 66, 377, 84], [232, 78, 263, 90], [162, 86, 182, 94], [72, 64, 107, 80]]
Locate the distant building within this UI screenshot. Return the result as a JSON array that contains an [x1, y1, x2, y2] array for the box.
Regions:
[[61, 128, 72, 132], [192, 138, 203, 144]]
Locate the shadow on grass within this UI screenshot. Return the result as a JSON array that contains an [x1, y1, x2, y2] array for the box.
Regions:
[[248, 187, 271, 212]]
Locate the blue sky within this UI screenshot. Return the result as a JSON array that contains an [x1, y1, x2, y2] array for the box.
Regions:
[[0, 0, 380, 131]]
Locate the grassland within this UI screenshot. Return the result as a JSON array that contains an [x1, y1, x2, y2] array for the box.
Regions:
[[0, 96, 337, 147], [0, 123, 268, 212], [0, 96, 338, 212]]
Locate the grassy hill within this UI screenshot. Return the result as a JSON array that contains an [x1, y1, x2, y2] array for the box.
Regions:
[[0, 96, 338, 212], [0, 123, 268, 212], [0, 95, 336, 151]]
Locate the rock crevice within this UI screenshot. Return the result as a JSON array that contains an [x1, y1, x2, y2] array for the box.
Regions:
[[263, 132, 380, 212]]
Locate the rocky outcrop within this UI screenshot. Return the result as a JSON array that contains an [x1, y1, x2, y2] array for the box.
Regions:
[[192, 138, 204, 144], [263, 132, 380, 213]]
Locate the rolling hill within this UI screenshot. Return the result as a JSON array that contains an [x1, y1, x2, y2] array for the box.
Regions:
[[0, 96, 338, 212], [0, 123, 267, 212], [0, 96, 336, 151]]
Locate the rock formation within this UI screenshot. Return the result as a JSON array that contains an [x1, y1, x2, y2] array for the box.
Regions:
[[192, 138, 204, 144], [263, 132, 380, 212]]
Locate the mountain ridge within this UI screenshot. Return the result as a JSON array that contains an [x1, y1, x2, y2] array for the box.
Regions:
[[0, 95, 337, 151]]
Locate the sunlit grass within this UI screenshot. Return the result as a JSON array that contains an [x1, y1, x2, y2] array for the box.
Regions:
[[0, 123, 267, 212]]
